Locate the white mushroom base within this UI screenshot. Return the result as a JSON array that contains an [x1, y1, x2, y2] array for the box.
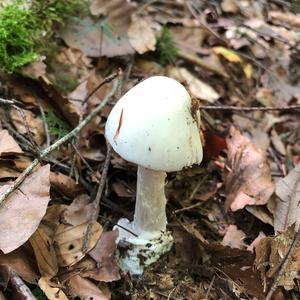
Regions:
[[115, 218, 173, 275]]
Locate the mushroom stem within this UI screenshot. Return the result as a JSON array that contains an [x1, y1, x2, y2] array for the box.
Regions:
[[133, 166, 167, 238]]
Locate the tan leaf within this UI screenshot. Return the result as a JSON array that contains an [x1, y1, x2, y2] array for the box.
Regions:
[[225, 126, 274, 211], [274, 163, 300, 233], [221, 225, 246, 249], [0, 130, 23, 156], [54, 221, 103, 267], [221, 0, 240, 13], [128, 17, 156, 54], [29, 226, 58, 277], [68, 275, 110, 300], [50, 172, 82, 198], [21, 61, 47, 79], [9, 108, 45, 146], [38, 277, 69, 300], [62, 195, 94, 226], [0, 247, 39, 283], [0, 165, 50, 253], [167, 67, 219, 103]]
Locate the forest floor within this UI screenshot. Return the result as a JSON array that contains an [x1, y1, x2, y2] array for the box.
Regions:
[[1, 0, 300, 299]]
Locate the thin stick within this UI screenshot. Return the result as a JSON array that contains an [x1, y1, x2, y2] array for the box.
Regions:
[[0, 80, 118, 206], [200, 104, 300, 112], [265, 229, 300, 300], [82, 144, 112, 253], [36, 98, 50, 148]]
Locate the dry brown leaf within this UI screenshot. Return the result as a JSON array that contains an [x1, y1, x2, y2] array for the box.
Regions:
[[128, 17, 156, 54], [221, 0, 240, 13], [61, 14, 135, 58], [0, 247, 39, 284], [20, 61, 47, 79], [256, 226, 300, 290], [170, 27, 207, 54], [50, 172, 82, 198], [0, 130, 23, 156], [54, 221, 103, 267], [62, 194, 94, 226], [39, 277, 69, 300], [167, 67, 219, 103], [0, 165, 50, 253], [29, 226, 58, 277], [221, 225, 246, 249], [88, 230, 120, 282], [67, 275, 110, 300], [9, 108, 45, 146], [225, 126, 274, 211], [274, 163, 300, 233], [269, 11, 300, 28]]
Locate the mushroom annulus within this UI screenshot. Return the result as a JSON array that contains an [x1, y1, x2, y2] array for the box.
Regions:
[[105, 76, 203, 274]]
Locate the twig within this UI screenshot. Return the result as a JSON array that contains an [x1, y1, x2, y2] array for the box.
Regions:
[[200, 104, 300, 112], [0, 80, 118, 206], [82, 144, 112, 253], [205, 275, 215, 300], [265, 228, 300, 300]]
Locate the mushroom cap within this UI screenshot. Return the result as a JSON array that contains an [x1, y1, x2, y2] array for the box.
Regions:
[[105, 76, 203, 172]]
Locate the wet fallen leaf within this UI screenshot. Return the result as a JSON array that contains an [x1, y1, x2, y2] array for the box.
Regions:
[[225, 126, 274, 211], [221, 225, 247, 249], [0, 130, 23, 156], [54, 221, 103, 267], [128, 17, 156, 54], [30, 226, 58, 277], [274, 163, 300, 233], [0, 165, 50, 253], [67, 275, 110, 300], [39, 277, 69, 300]]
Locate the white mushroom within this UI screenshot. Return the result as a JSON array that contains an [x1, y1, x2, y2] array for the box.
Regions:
[[105, 76, 203, 274]]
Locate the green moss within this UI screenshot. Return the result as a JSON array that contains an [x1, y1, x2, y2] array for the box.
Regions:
[[0, 0, 88, 73], [44, 110, 70, 139], [156, 26, 178, 65]]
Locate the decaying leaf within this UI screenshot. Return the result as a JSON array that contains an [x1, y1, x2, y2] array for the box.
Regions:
[[256, 226, 300, 290], [0, 130, 23, 156], [274, 163, 300, 233], [67, 275, 110, 300], [128, 17, 156, 54], [30, 226, 58, 277], [0, 165, 50, 253], [39, 277, 69, 300], [167, 67, 219, 103], [54, 221, 103, 267], [225, 126, 274, 211]]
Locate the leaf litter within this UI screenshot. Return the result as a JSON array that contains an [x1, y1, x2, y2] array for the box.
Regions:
[[1, 0, 300, 299]]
